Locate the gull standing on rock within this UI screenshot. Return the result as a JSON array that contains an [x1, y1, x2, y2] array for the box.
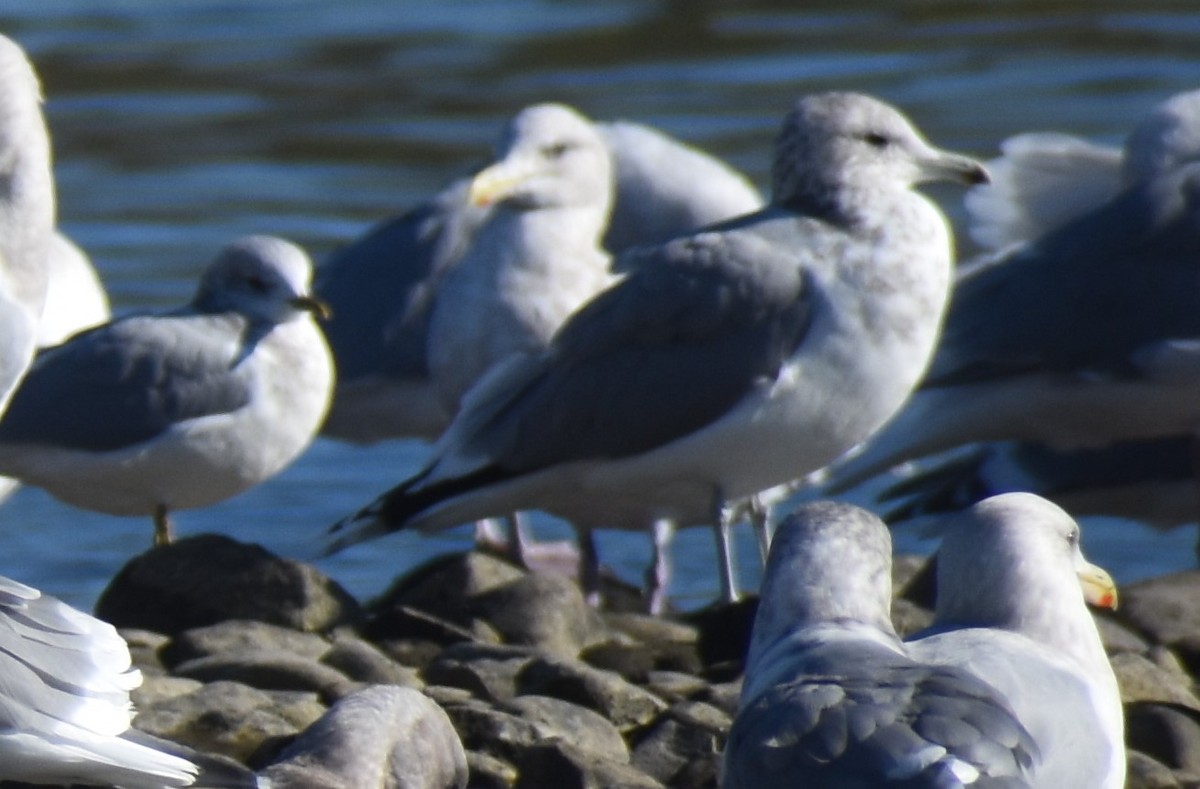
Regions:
[[908, 493, 1124, 788], [327, 92, 987, 609], [0, 235, 335, 546], [723, 501, 1038, 787]]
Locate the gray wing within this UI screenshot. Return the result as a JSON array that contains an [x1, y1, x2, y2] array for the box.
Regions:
[[929, 163, 1200, 385], [725, 643, 1037, 788], [447, 223, 813, 476], [879, 436, 1195, 525], [315, 179, 485, 382], [0, 312, 252, 453]]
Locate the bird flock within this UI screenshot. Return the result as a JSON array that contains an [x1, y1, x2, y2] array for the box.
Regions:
[[0, 23, 1183, 788]]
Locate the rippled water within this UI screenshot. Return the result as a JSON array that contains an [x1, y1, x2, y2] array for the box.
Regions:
[[1, 0, 1198, 609]]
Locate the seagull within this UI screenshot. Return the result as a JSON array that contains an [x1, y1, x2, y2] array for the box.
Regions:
[[317, 116, 762, 445], [821, 88, 1200, 495], [326, 91, 987, 609], [967, 88, 1200, 251], [908, 493, 1124, 788], [723, 500, 1039, 787], [0, 235, 335, 546], [425, 102, 619, 411]]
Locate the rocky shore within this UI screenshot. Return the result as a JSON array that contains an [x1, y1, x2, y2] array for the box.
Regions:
[[3, 533, 1199, 789]]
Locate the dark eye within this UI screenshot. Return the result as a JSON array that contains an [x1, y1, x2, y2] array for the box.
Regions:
[[542, 142, 571, 159], [862, 132, 891, 148], [245, 275, 271, 293], [1067, 528, 1080, 547]]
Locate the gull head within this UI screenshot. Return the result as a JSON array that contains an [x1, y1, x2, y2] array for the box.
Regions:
[[772, 91, 988, 218], [193, 235, 330, 324], [933, 492, 1116, 628], [468, 102, 614, 216]]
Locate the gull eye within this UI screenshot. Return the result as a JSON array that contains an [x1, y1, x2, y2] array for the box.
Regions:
[[245, 275, 271, 294], [542, 142, 571, 159], [1067, 528, 1080, 547], [861, 132, 891, 149]]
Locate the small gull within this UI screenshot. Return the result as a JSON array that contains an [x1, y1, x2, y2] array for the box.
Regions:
[[723, 500, 1038, 787], [908, 493, 1124, 788], [0, 235, 334, 546], [821, 90, 1200, 495], [317, 117, 763, 444], [326, 91, 987, 607]]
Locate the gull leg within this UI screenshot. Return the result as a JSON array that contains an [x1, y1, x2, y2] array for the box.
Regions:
[[503, 512, 531, 569], [153, 504, 173, 547], [748, 494, 775, 564], [711, 488, 739, 603], [578, 527, 602, 607], [645, 518, 675, 615]]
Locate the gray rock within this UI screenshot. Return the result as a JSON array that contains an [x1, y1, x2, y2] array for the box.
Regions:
[[1096, 613, 1152, 655], [642, 671, 709, 703], [322, 633, 424, 687], [517, 655, 668, 732], [665, 700, 730, 735], [371, 552, 525, 627], [700, 681, 742, 717], [440, 702, 546, 763], [472, 573, 609, 659], [366, 604, 503, 647], [502, 695, 629, 764], [1112, 652, 1200, 710], [465, 750, 517, 789], [119, 628, 171, 675], [1126, 749, 1183, 789], [131, 674, 204, 709], [1119, 571, 1200, 648], [602, 612, 703, 675], [890, 597, 934, 638], [163, 619, 332, 668], [97, 534, 362, 635], [1127, 702, 1200, 774], [424, 642, 538, 703], [134, 680, 326, 762], [172, 650, 359, 702], [260, 685, 467, 789], [630, 716, 721, 788], [514, 741, 665, 789]]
